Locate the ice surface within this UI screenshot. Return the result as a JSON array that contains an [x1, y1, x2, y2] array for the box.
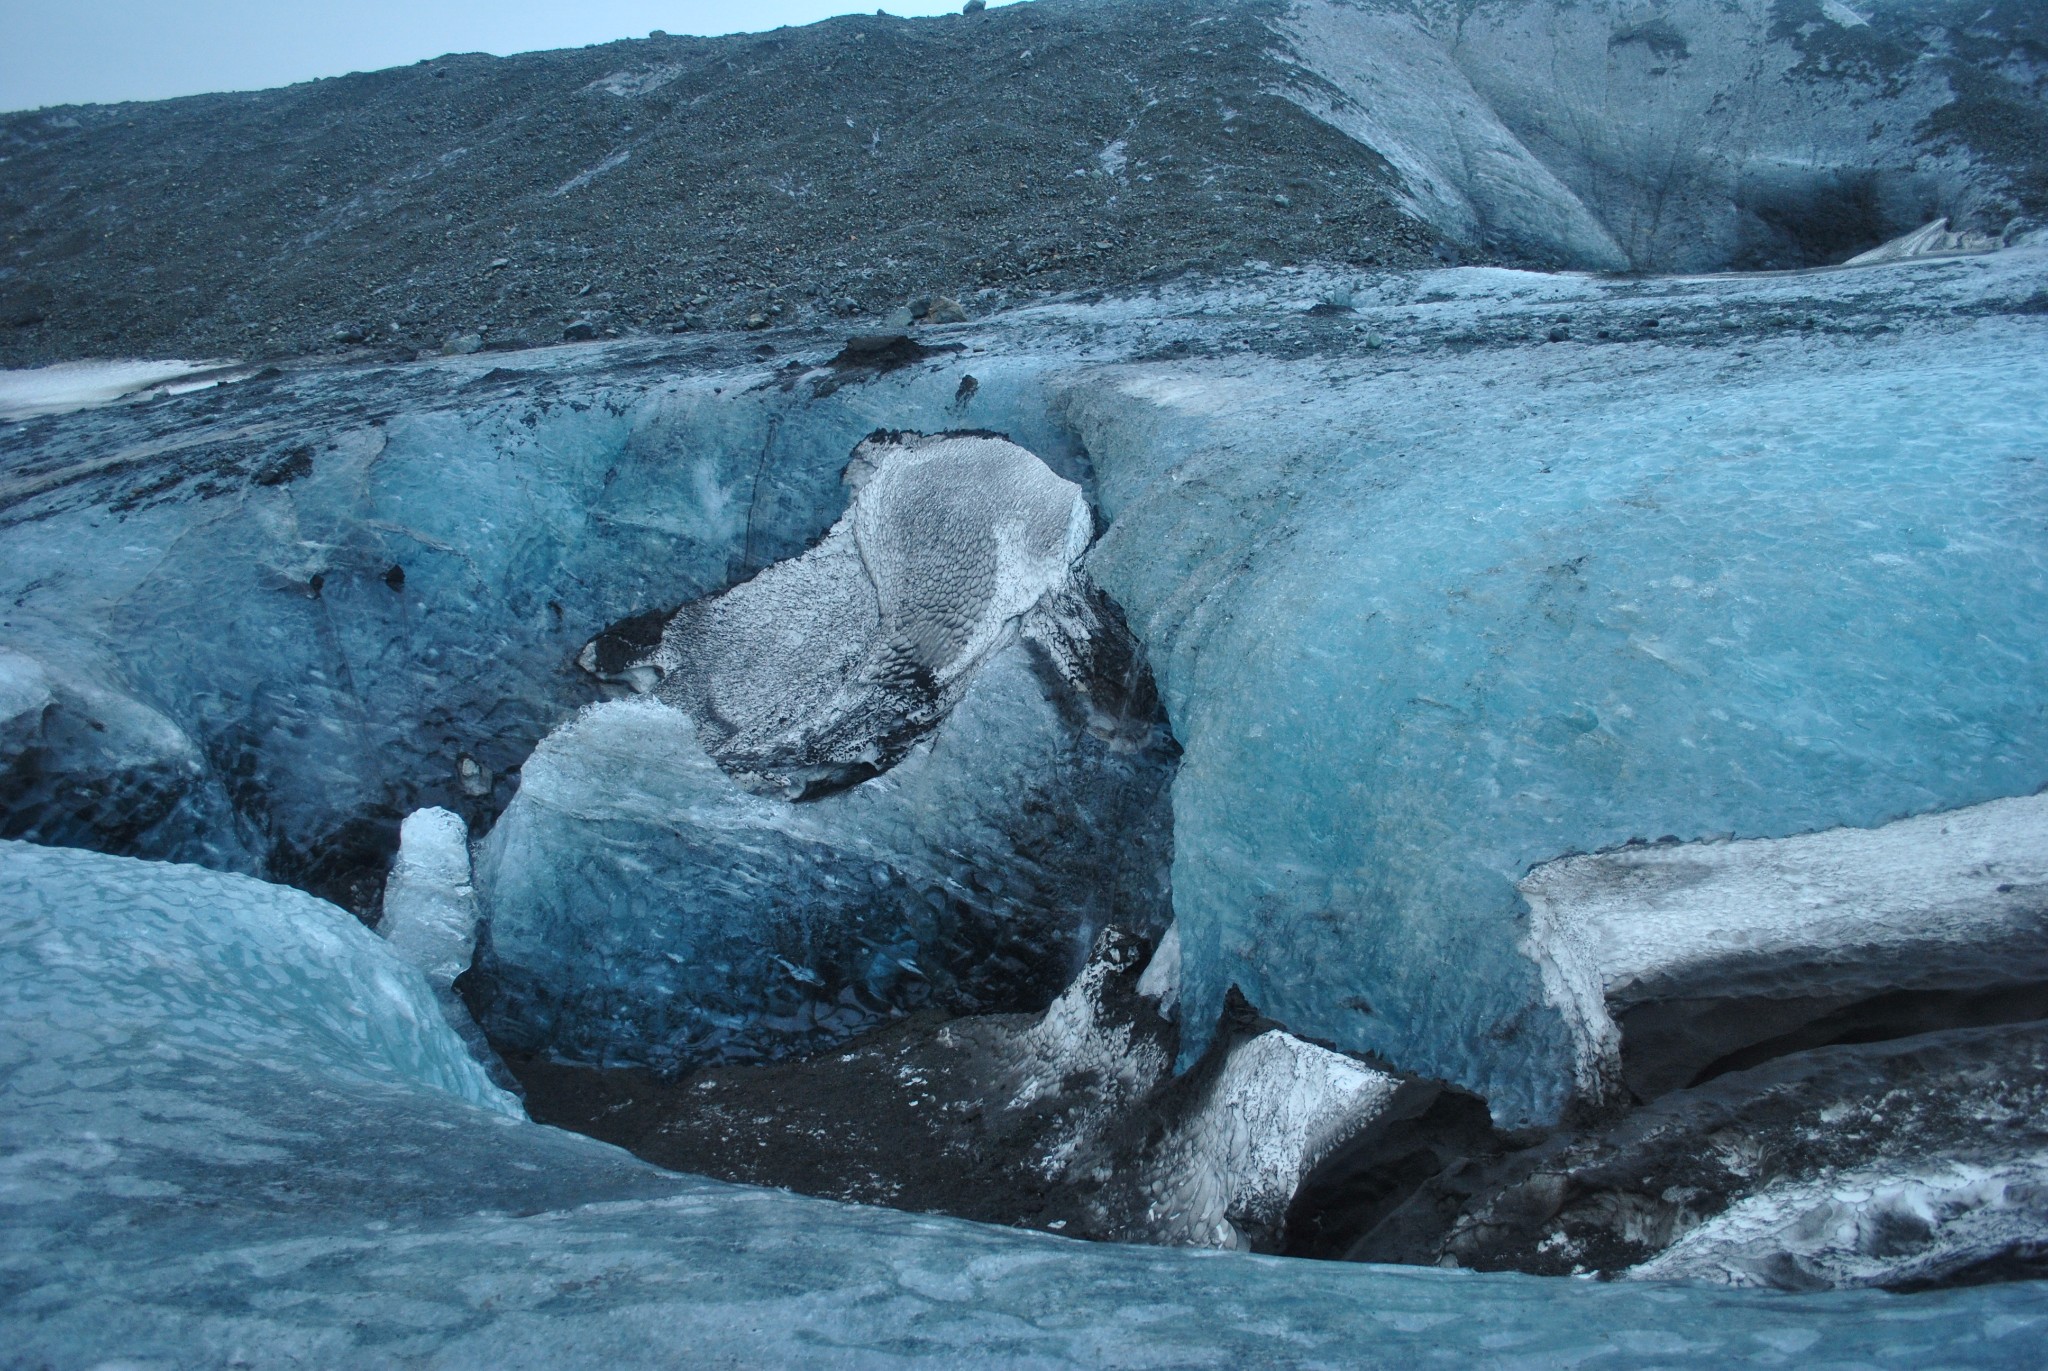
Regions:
[[1072, 253, 2048, 1125], [0, 358, 246, 420], [1522, 793, 2048, 1101], [0, 350, 1093, 910], [1276, 0, 2023, 272], [9, 839, 2047, 1368], [646, 429, 1095, 797]]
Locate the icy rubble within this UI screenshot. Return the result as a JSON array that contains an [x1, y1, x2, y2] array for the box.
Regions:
[[1523, 793, 2048, 1103], [10, 843, 2046, 1367], [378, 805, 478, 989]]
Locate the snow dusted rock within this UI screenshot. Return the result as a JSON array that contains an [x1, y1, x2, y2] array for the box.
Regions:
[[378, 806, 477, 989], [1522, 793, 2048, 1105], [1345, 1021, 2048, 1290], [1632, 1155, 2048, 1291], [636, 430, 1096, 798], [1130, 1019, 1403, 1251]]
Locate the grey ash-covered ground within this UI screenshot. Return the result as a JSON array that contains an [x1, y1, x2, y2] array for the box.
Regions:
[[0, 0, 1435, 368]]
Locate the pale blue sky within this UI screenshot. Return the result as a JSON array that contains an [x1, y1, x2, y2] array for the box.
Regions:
[[0, 1, 1024, 112]]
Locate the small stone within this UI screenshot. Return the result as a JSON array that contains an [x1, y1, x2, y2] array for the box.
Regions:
[[1273, 193, 1292, 208], [488, 258, 511, 270], [925, 295, 968, 324], [964, 0, 986, 11], [906, 296, 933, 320], [562, 320, 597, 342], [442, 333, 483, 355], [1548, 326, 1570, 343], [882, 306, 917, 330], [1365, 331, 1386, 349], [330, 324, 369, 345], [744, 312, 771, 330], [832, 296, 860, 315]]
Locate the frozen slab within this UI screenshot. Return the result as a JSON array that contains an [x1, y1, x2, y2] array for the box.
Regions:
[[0, 358, 248, 421], [1847, 218, 2004, 267], [1071, 252, 2048, 1127], [1523, 793, 2048, 1102]]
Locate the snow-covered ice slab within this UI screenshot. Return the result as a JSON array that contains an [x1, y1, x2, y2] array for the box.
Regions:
[[1523, 793, 2048, 1101], [6, 839, 2047, 1367], [0, 358, 247, 420]]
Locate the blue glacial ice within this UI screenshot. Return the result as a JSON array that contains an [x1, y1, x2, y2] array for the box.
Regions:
[[470, 430, 1176, 1068], [1070, 255, 2048, 1125], [7, 839, 2048, 1368]]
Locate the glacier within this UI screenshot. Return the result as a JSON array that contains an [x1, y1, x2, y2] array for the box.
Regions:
[[7, 839, 2048, 1367]]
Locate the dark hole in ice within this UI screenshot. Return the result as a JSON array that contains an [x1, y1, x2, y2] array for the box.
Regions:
[[1281, 1083, 1510, 1262], [1619, 980, 2048, 1100]]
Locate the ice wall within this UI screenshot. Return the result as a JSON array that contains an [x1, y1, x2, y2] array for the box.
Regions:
[[0, 344, 1087, 911], [1070, 260, 2048, 1125]]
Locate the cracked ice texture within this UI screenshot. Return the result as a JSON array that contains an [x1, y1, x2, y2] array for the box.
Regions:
[[7, 841, 2048, 1368], [1071, 276, 2048, 1127]]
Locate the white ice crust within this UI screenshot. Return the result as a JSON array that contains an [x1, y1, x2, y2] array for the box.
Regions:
[[1143, 1030, 1400, 1250], [0, 358, 245, 421], [1522, 793, 2048, 1101]]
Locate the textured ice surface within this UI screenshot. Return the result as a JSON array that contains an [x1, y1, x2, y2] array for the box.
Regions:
[[646, 429, 1095, 797], [1524, 793, 2048, 1101], [1071, 252, 2048, 1126], [1276, 0, 2035, 272], [0, 349, 1093, 911], [10, 840, 2048, 1368], [1139, 1029, 1402, 1252]]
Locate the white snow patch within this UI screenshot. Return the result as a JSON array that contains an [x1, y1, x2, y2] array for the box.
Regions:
[[587, 65, 685, 98], [552, 150, 633, 198], [1136, 921, 1181, 1018], [0, 359, 247, 421], [1522, 793, 2048, 1102], [1096, 139, 1129, 178], [1821, 1, 1870, 29]]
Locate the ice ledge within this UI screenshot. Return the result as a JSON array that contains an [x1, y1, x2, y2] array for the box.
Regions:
[[1522, 792, 2048, 1102]]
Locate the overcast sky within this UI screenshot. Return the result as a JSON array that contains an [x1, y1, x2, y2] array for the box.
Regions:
[[0, 1, 1020, 112]]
